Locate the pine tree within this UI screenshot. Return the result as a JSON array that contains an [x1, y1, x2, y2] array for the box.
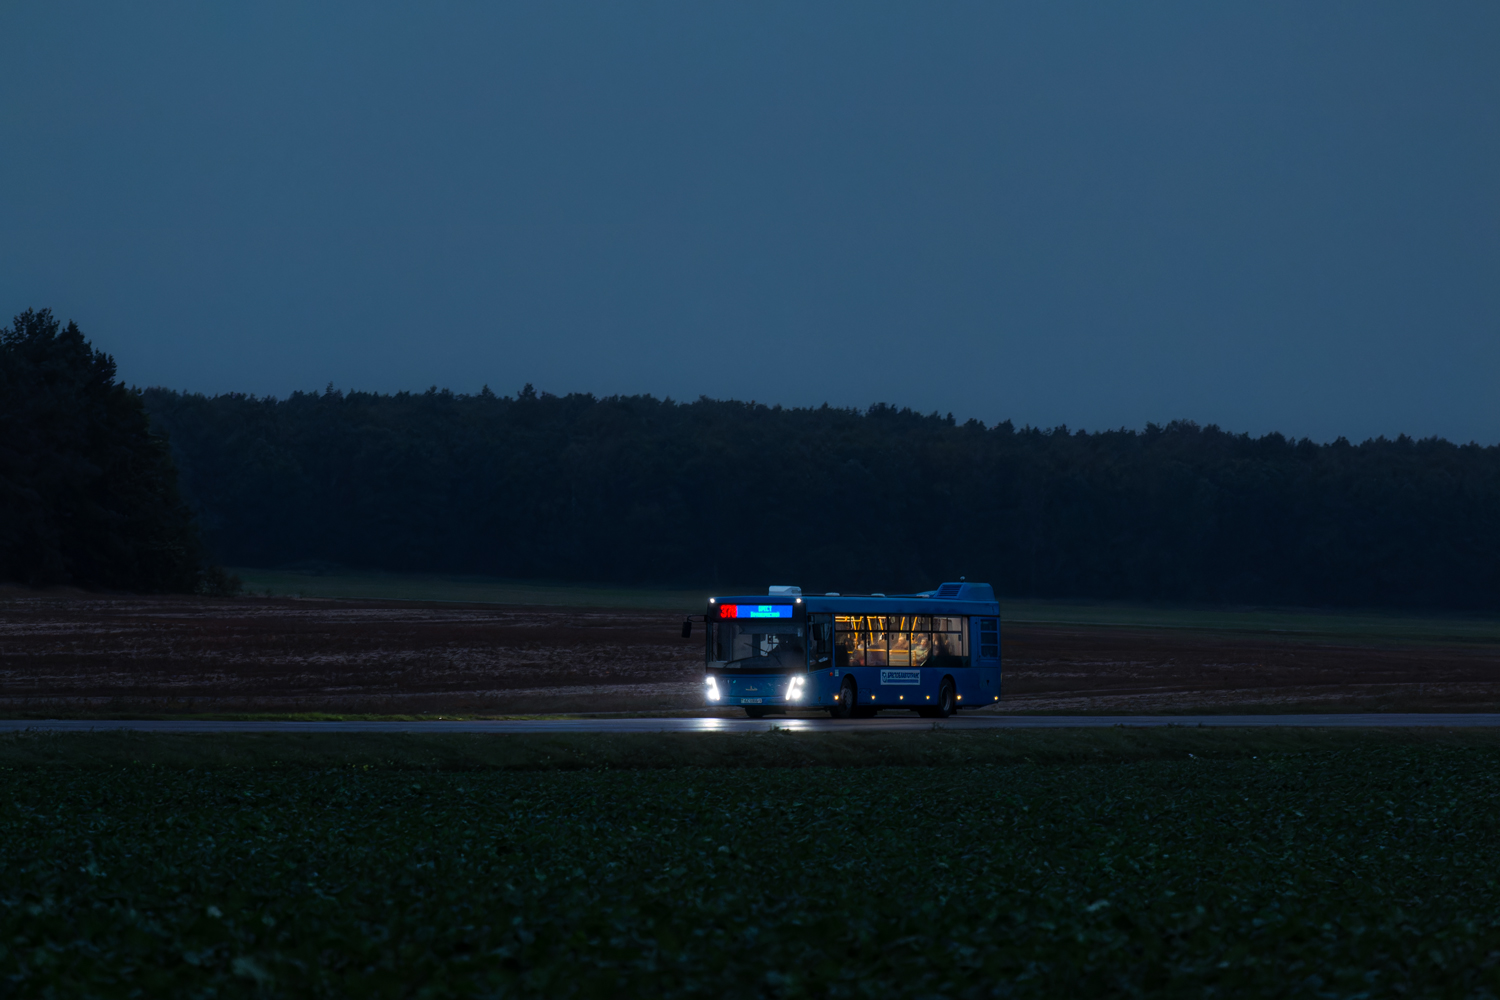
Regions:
[[0, 308, 209, 591]]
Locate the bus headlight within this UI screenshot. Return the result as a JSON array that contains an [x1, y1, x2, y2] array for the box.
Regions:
[[705, 676, 720, 701], [784, 675, 805, 701]]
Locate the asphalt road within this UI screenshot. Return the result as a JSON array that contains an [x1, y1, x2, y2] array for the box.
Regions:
[[3, 714, 1499, 734]]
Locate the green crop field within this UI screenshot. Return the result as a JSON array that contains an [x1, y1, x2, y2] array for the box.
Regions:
[[3, 729, 1499, 997]]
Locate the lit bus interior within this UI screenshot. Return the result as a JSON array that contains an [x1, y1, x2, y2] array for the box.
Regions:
[[834, 615, 967, 668], [711, 615, 969, 671]]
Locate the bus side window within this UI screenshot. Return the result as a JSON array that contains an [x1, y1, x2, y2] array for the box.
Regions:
[[809, 620, 833, 666], [979, 618, 999, 660], [835, 630, 863, 668], [887, 630, 910, 667], [933, 616, 966, 665], [910, 630, 931, 666]]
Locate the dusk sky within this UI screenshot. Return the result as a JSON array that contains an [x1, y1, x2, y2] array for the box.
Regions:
[[3, 2, 1497, 443]]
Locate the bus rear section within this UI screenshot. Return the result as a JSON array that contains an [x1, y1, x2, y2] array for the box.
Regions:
[[697, 584, 1001, 718]]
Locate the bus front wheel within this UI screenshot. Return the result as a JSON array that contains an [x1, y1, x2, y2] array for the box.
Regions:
[[828, 677, 856, 718]]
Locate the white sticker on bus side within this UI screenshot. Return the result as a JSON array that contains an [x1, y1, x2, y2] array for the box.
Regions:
[[880, 670, 920, 685]]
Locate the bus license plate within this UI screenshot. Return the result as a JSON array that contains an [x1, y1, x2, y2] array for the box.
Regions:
[[742, 698, 762, 704]]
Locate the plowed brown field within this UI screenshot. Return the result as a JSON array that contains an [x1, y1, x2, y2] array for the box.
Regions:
[[1, 593, 1497, 716]]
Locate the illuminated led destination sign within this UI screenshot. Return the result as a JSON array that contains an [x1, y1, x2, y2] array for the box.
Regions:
[[718, 604, 794, 620]]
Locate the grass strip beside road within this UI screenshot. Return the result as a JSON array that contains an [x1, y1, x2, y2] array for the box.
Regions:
[[5, 729, 1499, 997], [4, 725, 1500, 770]]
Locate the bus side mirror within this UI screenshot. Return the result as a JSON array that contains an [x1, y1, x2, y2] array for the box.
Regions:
[[681, 619, 693, 639]]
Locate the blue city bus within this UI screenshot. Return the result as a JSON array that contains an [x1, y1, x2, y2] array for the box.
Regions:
[[692, 583, 1001, 718]]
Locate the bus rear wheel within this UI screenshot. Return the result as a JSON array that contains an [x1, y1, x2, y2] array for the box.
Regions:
[[828, 677, 856, 718], [935, 678, 957, 718]]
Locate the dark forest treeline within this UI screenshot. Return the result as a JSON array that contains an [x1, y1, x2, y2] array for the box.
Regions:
[[142, 385, 1500, 610], [0, 310, 209, 591]]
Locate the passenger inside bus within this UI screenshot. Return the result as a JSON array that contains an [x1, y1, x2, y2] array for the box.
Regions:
[[834, 615, 966, 669]]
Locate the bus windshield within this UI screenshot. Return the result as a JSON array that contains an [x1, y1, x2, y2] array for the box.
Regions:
[[710, 621, 805, 671]]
